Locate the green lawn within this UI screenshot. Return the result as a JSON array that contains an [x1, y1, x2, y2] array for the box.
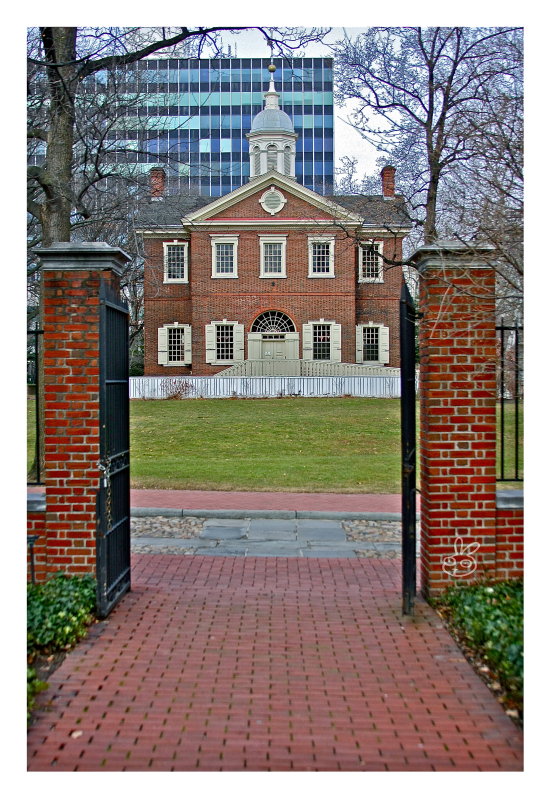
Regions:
[[27, 394, 38, 479], [28, 395, 524, 493], [497, 400, 524, 486], [130, 397, 403, 493]]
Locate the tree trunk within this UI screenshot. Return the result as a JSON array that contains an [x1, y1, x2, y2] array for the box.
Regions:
[[40, 27, 77, 245], [424, 170, 440, 244]]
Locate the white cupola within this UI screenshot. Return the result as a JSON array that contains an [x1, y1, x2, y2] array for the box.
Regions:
[[246, 63, 298, 180]]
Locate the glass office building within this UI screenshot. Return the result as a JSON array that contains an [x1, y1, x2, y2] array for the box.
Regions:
[[110, 57, 334, 196]]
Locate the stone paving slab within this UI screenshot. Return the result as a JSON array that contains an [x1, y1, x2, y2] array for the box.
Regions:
[[200, 525, 247, 540], [297, 528, 347, 543], [27, 555, 523, 772], [247, 529, 299, 542]]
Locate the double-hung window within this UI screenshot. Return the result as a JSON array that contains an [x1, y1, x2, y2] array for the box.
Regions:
[[211, 235, 239, 278], [355, 324, 390, 364], [313, 323, 331, 360], [205, 320, 245, 364], [308, 236, 335, 277], [302, 319, 341, 362], [259, 235, 287, 278], [163, 241, 188, 283], [359, 241, 383, 283], [157, 323, 192, 366]]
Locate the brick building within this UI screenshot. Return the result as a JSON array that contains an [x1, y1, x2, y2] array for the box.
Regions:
[[138, 65, 411, 376]]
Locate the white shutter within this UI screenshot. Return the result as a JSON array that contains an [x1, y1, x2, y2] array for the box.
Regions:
[[248, 333, 262, 360], [158, 326, 168, 365], [205, 323, 216, 363], [379, 326, 390, 363], [234, 324, 245, 361], [355, 325, 364, 363], [330, 323, 341, 362], [183, 325, 192, 364], [286, 333, 300, 360], [302, 323, 313, 359]]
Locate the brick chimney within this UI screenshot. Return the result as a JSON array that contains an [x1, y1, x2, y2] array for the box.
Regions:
[[381, 165, 396, 198], [150, 167, 166, 200]]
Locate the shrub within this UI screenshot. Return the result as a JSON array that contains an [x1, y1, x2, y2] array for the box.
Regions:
[[27, 573, 96, 654], [27, 573, 97, 723], [436, 580, 523, 706]]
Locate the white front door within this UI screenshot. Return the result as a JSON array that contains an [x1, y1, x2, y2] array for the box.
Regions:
[[262, 335, 286, 360]]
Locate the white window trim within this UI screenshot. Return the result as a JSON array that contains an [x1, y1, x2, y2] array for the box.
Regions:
[[355, 323, 390, 365], [358, 241, 384, 283], [158, 322, 192, 366], [205, 320, 245, 364], [259, 235, 288, 278], [308, 236, 335, 278], [163, 240, 189, 283], [210, 235, 239, 278]]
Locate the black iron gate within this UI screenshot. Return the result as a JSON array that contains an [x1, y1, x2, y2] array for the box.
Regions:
[[400, 281, 417, 615], [96, 281, 131, 618]]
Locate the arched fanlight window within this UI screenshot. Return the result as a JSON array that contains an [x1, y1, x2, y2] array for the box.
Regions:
[[251, 310, 295, 333]]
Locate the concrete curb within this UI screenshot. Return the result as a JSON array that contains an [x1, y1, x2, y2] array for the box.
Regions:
[[130, 507, 416, 522]]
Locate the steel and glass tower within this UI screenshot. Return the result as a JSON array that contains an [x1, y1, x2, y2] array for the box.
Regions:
[[112, 56, 334, 196]]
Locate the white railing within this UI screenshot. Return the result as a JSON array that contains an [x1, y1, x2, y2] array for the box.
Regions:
[[130, 374, 404, 399]]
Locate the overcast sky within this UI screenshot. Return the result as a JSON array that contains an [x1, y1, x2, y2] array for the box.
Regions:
[[218, 27, 380, 179]]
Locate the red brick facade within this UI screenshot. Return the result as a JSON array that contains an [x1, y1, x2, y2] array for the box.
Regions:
[[495, 505, 524, 579], [141, 172, 408, 376]]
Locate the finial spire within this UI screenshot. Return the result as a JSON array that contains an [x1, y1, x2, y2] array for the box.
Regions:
[[264, 58, 280, 110]]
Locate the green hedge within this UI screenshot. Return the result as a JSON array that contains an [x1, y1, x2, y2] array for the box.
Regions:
[[436, 580, 523, 705]]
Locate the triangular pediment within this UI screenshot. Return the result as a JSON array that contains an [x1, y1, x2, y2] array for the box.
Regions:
[[183, 171, 364, 225]]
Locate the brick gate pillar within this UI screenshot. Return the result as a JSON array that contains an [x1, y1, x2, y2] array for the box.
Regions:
[[35, 243, 130, 578], [410, 242, 497, 598]]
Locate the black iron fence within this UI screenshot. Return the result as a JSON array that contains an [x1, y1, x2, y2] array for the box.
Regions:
[[496, 321, 523, 482], [27, 329, 44, 485]]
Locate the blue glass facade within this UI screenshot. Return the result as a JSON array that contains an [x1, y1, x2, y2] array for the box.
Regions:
[[111, 57, 334, 196]]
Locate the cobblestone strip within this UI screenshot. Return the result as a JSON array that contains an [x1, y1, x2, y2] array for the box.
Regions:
[[131, 516, 205, 538]]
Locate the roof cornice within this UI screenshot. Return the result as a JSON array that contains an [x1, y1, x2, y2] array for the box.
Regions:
[[138, 222, 411, 236]]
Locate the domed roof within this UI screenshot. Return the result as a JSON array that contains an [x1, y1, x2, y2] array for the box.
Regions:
[[250, 107, 295, 134]]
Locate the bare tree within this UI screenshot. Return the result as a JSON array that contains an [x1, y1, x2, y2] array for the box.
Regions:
[[332, 27, 523, 246]]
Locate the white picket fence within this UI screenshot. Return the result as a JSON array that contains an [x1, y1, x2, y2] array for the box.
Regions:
[[130, 373, 405, 399]]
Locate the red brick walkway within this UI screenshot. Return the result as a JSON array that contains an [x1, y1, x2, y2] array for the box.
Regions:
[[27, 555, 522, 772], [129, 488, 416, 513]]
